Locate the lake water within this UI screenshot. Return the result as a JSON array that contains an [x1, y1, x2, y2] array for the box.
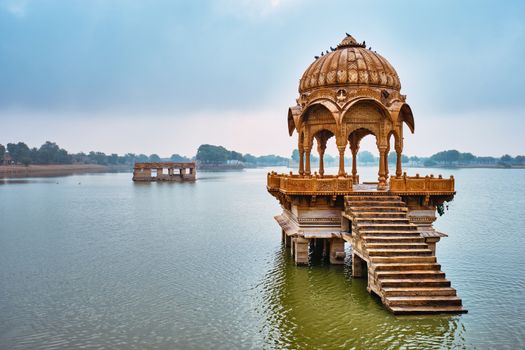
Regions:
[[0, 167, 524, 349]]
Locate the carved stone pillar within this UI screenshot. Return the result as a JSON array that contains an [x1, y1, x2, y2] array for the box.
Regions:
[[318, 145, 325, 176], [350, 146, 359, 184], [384, 146, 390, 180], [337, 145, 346, 177], [378, 147, 387, 190], [395, 142, 403, 178], [299, 148, 305, 175], [305, 146, 311, 175]]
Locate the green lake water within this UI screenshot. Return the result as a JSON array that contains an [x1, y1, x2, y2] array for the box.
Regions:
[[0, 167, 524, 349]]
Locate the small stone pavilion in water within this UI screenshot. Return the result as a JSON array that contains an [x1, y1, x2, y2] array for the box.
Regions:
[[267, 35, 466, 314]]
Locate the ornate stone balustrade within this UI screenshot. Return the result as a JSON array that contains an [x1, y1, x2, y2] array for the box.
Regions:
[[267, 172, 353, 195], [389, 173, 455, 195]]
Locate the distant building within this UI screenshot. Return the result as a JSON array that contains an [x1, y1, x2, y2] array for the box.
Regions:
[[2, 153, 14, 166]]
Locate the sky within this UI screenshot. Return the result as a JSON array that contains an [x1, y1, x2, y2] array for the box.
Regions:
[[1, 0, 524, 158]]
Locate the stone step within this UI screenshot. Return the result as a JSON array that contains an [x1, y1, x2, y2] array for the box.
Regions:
[[347, 200, 405, 207], [382, 287, 456, 297], [388, 305, 467, 315], [348, 206, 408, 213], [380, 278, 451, 288], [374, 263, 441, 271], [351, 211, 408, 218], [363, 236, 425, 243], [367, 249, 433, 257], [376, 270, 446, 279], [355, 217, 411, 224], [345, 195, 401, 202], [370, 256, 437, 264], [366, 242, 428, 250], [356, 223, 418, 231], [359, 230, 421, 237], [387, 296, 462, 307]]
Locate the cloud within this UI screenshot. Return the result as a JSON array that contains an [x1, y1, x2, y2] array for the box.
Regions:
[[1, 0, 27, 17]]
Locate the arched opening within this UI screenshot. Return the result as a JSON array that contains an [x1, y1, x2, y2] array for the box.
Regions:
[[342, 99, 394, 189], [312, 129, 335, 176], [297, 103, 338, 176], [348, 127, 378, 185]]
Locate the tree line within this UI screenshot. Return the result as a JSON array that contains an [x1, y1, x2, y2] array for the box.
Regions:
[[2, 141, 523, 168], [0, 141, 191, 166], [289, 148, 525, 168], [195, 144, 288, 166]]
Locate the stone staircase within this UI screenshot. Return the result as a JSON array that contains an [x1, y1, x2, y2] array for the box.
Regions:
[[345, 195, 467, 314]]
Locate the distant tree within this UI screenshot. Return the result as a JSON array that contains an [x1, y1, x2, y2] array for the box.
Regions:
[[243, 153, 257, 164], [291, 149, 299, 162], [430, 150, 460, 164], [388, 151, 397, 163], [108, 153, 119, 165], [515, 155, 525, 165], [358, 151, 375, 164], [136, 154, 149, 163], [459, 152, 476, 164], [7, 142, 31, 165], [256, 155, 288, 166], [230, 151, 244, 161], [0, 144, 5, 160], [424, 159, 437, 167], [324, 154, 335, 164], [149, 154, 161, 162], [170, 154, 190, 162], [500, 154, 513, 163], [196, 145, 229, 163], [401, 154, 409, 163], [88, 151, 108, 165]]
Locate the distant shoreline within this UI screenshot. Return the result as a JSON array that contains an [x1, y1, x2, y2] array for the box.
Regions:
[[0, 164, 129, 178], [1, 162, 524, 179]]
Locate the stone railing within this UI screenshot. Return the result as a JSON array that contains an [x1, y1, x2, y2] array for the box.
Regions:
[[389, 174, 455, 194], [267, 172, 353, 194]]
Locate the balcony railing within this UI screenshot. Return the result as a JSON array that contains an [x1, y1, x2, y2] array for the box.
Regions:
[[267, 172, 353, 194], [389, 174, 455, 194]]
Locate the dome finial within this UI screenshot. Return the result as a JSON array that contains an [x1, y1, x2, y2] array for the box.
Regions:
[[337, 34, 366, 49]]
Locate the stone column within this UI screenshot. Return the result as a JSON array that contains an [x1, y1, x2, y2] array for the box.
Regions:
[[305, 146, 311, 176], [294, 237, 309, 265], [329, 238, 345, 265], [384, 146, 390, 180], [350, 145, 359, 184], [351, 252, 365, 277], [395, 143, 403, 177], [337, 145, 346, 177], [317, 143, 326, 176], [377, 147, 387, 190], [299, 148, 305, 175]]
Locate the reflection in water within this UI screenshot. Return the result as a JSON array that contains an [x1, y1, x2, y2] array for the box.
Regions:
[[257, 246, 468, 349]]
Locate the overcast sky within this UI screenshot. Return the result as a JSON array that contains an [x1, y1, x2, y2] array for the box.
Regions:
[[1, 0, 524, 157]]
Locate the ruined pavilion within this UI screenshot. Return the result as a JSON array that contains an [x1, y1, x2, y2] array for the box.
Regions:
[[133, 162, 196, 182], [267, 35, 466, 314]]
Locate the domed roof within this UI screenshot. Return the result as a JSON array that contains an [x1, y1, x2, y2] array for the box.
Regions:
[[299, 35, 401, 93]]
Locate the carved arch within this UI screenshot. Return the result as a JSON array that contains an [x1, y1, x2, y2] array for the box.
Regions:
[[287, 106, 301, 136], [298, 100, 339, 128], [340, 97, 393, 125]]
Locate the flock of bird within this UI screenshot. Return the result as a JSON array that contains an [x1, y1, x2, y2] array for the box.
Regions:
[[314, 33, 372, 60]]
